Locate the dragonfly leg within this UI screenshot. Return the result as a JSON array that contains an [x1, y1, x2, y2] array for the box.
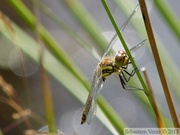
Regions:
[[119, 74, 127, 89], [121, 68, 137, 82], [119, 73, 143, 91]]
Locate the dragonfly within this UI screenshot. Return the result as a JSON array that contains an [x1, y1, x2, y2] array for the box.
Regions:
[[81, 5, 145, 125]]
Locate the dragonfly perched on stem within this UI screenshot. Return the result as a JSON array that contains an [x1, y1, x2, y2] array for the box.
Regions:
[[81, 5, 145, 125]]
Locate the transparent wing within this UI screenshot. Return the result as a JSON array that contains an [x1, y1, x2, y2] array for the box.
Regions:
[[89, 64, 103, 98], [102, 4, 140, 58], [86, 98, 97, 124], [81, 64, 103, 124], [130, 39, 146, 53]]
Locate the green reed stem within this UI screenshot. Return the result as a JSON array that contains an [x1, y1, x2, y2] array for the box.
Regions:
[[101, 0, 149, 96]]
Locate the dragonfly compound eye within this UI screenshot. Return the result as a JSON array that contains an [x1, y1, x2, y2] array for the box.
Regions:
[[115, 50, 127, 67], [115, 51, 126, 62]]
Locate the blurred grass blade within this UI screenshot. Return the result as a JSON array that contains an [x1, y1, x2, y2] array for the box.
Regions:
[[31, 0, 95, 58], [154, 0, 180, 44], [61, 0, 107, 55]]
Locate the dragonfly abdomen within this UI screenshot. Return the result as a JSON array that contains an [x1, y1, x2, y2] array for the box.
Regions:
[[81, 95, 92, 124]]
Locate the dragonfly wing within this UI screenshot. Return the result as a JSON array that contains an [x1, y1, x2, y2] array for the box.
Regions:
[[130, 39, 146, 53], [81, 63, 103, 124], [86, 98, 97, 124], [102, 33, 118, 58], [89, 63, 103, 98], [102, 4, 140, 58], [120, 4, 139, 32], [86, 66, 103, 124]]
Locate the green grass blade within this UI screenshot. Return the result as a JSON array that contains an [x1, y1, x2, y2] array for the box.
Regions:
[[101, 0, 149, 96], [31, 0, 95, 58], [61, 0, 107, 55], [154, 0, 180, 44], [6, 0, 35, 28]]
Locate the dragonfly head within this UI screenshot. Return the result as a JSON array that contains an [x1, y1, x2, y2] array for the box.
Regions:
[[115, 50, 129, 67]]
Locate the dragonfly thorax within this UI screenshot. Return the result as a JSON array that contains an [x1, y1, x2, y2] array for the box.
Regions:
[[115, 50, 129, 68], [100, 57, 115, 81]]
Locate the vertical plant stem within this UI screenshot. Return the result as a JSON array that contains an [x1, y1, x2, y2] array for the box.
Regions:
[[101, 0, 149, 96], [138, 0, 179, 128], [40, 63, 57, 133], [142, 68, 165, 129], [33, 2, 56, 133]]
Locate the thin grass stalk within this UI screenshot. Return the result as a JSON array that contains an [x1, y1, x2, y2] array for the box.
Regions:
[[138, 0, 180, 128], [39, 61, 57, 133], [154, 0, 180, 44], [0, 75, 17, 101], [0, 96, 32, 133], [3, 119, 24, 134], [101, 0, 149, 96], [142, 68, 165, 130], [0, 75, 46, 133], [33, 3, 57, 133], [0, 76, 45, 128]]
